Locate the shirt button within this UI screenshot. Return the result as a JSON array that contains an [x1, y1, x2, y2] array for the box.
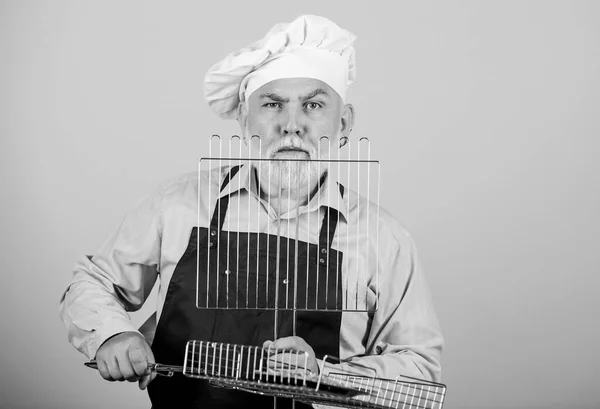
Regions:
[[224, 270, 231, 275], [282, 279, 288, 285], [321, 248, 327, 254], [210, 230, 217, 236]]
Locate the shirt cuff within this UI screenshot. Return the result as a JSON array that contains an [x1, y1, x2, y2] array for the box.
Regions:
[[91, 318, 142, 358]]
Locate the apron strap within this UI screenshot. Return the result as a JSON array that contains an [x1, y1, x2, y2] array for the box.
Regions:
[[317, 183, 345, 266], [208, 165, 241, 244]]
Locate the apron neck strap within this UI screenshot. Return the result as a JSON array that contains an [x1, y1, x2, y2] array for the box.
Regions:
[[209, 165, 241, 236], [317, 183, 344, 265]]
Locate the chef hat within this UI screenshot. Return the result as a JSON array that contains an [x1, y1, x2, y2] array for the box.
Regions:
[[204, 15, 356, 119]]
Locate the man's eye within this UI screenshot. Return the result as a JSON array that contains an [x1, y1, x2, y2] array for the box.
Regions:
[[264, 102, 281, 109], [305, 102, 322, 110]]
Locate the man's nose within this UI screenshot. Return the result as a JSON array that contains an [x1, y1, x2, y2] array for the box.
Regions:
[[282, 107, 304, 136]]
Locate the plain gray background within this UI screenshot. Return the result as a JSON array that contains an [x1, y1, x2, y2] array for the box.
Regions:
[[1, 1, 599, 408]]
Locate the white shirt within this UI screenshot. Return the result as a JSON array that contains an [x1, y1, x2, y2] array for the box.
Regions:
[[59, 164, 443, 382]]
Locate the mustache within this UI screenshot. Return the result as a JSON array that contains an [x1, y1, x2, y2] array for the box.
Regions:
[[267, 142, 315, 157]]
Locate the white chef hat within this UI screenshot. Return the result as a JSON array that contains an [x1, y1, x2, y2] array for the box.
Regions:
[[204, 15, 357, 119]]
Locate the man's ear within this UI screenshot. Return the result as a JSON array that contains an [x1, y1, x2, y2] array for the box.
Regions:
[[340, 103, 355, 138], [237, 101, 248, 144]]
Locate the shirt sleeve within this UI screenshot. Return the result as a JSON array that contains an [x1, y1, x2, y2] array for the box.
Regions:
[[58, 185, 164, 359], [324, 221, 444, 384]]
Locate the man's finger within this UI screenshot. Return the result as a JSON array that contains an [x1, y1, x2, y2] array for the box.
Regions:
[[107, 356, 125, 381], [129, 346, 150, 377], [267, 336, 311, 352], [267, 351, 311, 374], [146, 347, 157, 369], [96, 359, 114, 382], [138, 370, 157, 390], [139, 373, 150, 390], [268, 351, 309, 364], [116, 354, 138, 382]]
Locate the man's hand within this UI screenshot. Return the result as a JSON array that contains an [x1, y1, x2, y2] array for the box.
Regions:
[[94, 331, 157, 390], [263, 336, 319, 375]]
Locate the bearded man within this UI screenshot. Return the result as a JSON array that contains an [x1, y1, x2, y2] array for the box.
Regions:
[[60, 15, 443, 409]]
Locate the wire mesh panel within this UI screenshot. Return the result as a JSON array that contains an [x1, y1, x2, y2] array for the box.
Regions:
[[196, 136, 381, 313], [182, 340, 447, 409]]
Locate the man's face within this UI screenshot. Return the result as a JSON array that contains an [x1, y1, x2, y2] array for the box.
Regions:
[[240, 77, 349, 159], [238, 78, 353, 195]]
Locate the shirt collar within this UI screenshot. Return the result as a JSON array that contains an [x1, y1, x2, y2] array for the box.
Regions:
[[217, 164, 349, 222]]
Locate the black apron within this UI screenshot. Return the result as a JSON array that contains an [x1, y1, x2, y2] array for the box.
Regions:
[[148, 166, 345, 408]]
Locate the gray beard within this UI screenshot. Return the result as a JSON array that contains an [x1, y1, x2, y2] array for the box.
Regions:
[[258, 159, 326, 196]]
